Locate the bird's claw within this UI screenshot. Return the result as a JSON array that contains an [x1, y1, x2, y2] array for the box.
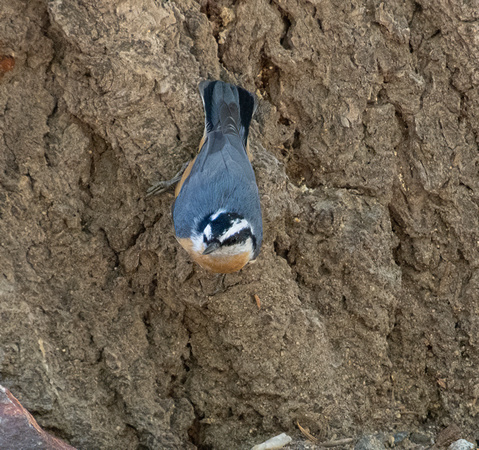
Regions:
[[146, 161, 190, 198]]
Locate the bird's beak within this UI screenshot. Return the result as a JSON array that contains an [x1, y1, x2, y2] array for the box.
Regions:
[[203, 241, 220, 255]]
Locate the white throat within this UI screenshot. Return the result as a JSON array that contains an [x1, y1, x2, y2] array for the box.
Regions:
[[190, 234, 254, 259]]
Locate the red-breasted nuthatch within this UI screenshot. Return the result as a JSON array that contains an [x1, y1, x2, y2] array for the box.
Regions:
[[171, 80, 262, 273]]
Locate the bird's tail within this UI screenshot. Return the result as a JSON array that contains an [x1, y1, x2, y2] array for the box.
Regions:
[[199, 80, 257, 146]]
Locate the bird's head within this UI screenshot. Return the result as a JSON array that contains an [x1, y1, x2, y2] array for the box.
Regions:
[[188, 210, 257, 272]]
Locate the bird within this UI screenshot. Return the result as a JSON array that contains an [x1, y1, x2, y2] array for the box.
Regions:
[[160, 80, 262, 273]]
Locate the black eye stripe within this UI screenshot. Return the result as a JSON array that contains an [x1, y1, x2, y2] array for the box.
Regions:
[[222, 228, 253, 247]]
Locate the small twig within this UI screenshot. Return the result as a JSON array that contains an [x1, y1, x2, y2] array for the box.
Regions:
[[254, 294, 261, 309], [297, 421, 354, 447], [319, 438, 354, 447], [297, 421, 318, 443]]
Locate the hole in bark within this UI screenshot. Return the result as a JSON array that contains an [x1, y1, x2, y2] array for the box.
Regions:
[[280, 15, 292, 50]]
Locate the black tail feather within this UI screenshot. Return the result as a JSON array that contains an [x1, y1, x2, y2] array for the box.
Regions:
[[199, 80, 257, 145]]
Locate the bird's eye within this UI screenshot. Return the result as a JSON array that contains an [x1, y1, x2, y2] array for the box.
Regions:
[[228, 234, 240, 244], [203, 234, 208, 243]]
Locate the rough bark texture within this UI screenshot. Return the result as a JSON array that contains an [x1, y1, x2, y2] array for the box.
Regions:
[[1, 0, 478, 449]]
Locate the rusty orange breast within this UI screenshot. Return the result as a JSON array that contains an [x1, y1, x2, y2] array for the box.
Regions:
[[177, 238, 251, 273]]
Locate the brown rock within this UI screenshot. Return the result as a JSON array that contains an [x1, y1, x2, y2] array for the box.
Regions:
[[432, 424, 462, 449], [0, 386, 76, 450]]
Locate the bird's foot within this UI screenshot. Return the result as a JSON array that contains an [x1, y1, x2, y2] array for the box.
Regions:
[[200, 273, 227, 296], [146, 161, 190, 197], [211, 273, 227, 295]]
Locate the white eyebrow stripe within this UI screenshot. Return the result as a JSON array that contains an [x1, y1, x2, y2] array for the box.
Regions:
[[210, 209, 226, 221], [220, 219, 249, 241]]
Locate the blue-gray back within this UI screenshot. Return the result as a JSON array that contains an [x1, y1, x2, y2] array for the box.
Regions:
[[173, 81, 262, 255], [173, 132, 263, 252]]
